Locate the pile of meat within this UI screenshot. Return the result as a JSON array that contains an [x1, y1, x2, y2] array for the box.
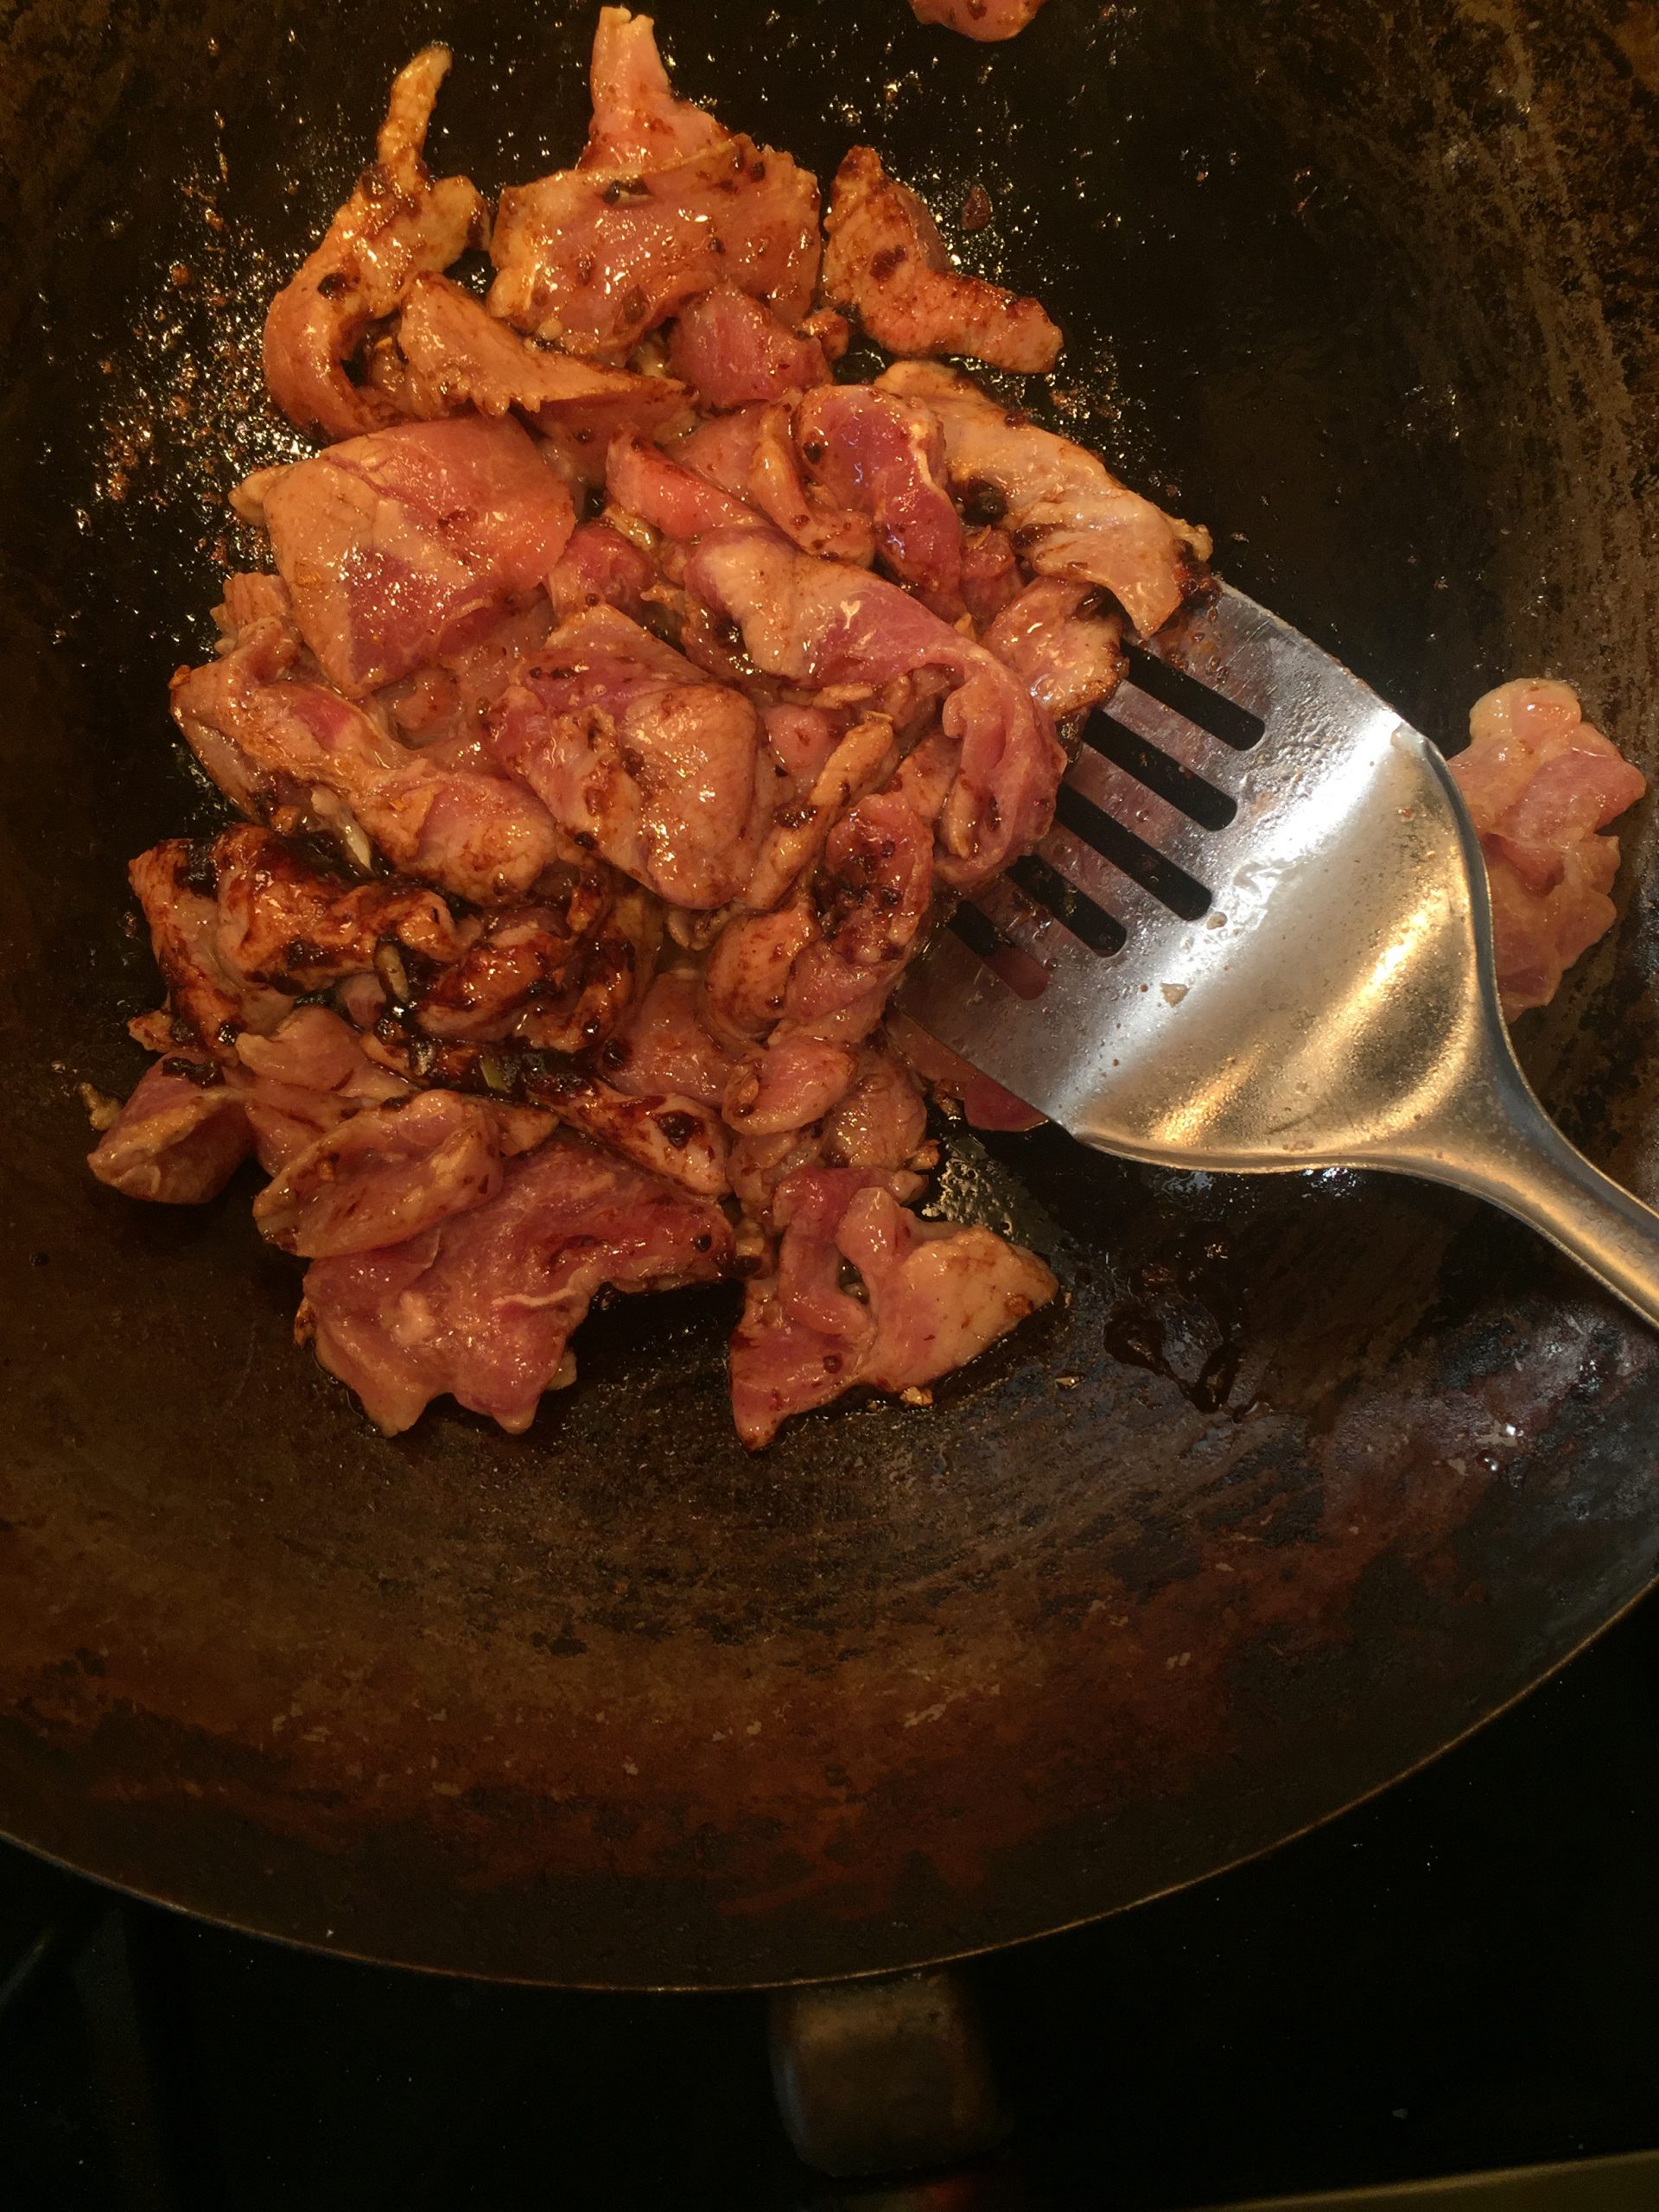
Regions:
[[87, 10, 1645, 1446]]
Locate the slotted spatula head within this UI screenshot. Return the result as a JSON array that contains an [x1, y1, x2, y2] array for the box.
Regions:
[[899, 584, 1503, 1175]]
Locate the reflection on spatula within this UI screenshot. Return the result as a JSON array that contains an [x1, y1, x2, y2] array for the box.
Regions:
[[898, 584, 1659, 1325]]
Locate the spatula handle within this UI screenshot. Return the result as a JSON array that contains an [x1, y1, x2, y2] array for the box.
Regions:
[[1402, 1052, 1659, 1333]]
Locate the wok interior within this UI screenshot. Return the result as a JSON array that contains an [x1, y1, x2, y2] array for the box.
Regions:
[[2, 0, 1658, 1986]]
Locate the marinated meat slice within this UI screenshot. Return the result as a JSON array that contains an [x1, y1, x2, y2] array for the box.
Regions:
[[379, 598, 558, 754], [667, 286, 831, 410], [582, 5, 730, 173], [960, 524, 1021, 627], [390, 274, 693, 442], [728, 1166, 1056, 1444], [879, 360, 1211, 639], [669, 406, 874, 563], [819, 1045, 931, 1169], [721, 1029, 859, 1137], [490, 16, 820, 359], [263, 48, 486, 441], [257, 416, 575, 697], [823, 147, 1061, 374], [253, 1090, 505, 1255], [130, 840, 295, 1047], [208, 824, 470, 988], [413, 897, 606, 1041], [982, 577, 1126, 718], [1449, 677, 1647, 1017], [684, 524, 1065, 885], [88, 1057, 255, 1204], [744, 709, 897, 912], [489, 603, 777, 907], [301, 1133, 734, 1433], [606, 434, 758, 539], [601, 969, 735, 1108], [172, 615, 563, 905], [548, 520, 657, 621], [910, 0, 1051, 37], [232, 1008, 414, 1169], [702, 891, 822, 1042], [795, 384, 963, 612]]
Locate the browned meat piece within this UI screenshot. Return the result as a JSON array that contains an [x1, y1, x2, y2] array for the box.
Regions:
[[253, 415, 574, 699], [253, 1090, 505, 1256], [823, 147, 1061, 374], [701, 891, 822, 1043], [547, 520, 657, 623], [879, 359, 1211, 638], [489, 16, 820, 359], [390, 274, 693, 442], [301, 1131, 735, 1433], [728, 1166, 1056, 1445], [666, 286, 832, 411], [489, 603, 779, 908], [981, 577, 1126, 718], [582, 6, 729, 173], [671, 407, 877, 564], [88, 1057, 256, 1204], [262, 48, 486, 441], [742, 710, 897, 913], [171, 613, 564, 905], [601, 969, 735, 1107], [232, 1009, 415, 1169], [129, 840, 295, 1049], [910, 0, 1051, 39], [1449, 677, 1648, 1016], [795, 384, 964, 613], [721, 1029, 859, 1138], [209, 824, 469, 989]]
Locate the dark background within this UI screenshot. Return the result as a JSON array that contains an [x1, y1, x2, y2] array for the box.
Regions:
[[4, 1580, 1656, 2211]]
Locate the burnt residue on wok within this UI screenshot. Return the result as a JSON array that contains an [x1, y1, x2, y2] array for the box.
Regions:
[[3, 0, 1659, 1986]]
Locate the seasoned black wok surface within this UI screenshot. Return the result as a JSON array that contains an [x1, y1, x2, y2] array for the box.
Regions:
[[2, 0, 1657, 1986]]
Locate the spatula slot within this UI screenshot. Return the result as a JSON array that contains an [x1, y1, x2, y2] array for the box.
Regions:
[[947, 902, 1051, 999], [1084, 715, 1238, 830], [1053, 782, 1213, 921], [1007, 852, 1128, 955], [1124, 641, 1264, 751]]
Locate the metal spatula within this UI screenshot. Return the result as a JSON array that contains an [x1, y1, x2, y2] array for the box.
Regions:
[[898, 583, 1659, 1327]]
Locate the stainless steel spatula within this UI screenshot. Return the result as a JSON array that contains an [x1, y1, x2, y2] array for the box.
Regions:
[[898, 583, 1659, 1326]]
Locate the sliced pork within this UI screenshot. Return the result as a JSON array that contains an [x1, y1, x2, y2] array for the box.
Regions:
[[1450, 678, 1647, 1016], [252, 1090, 505, 1257], [684, 525, 1065, 885], [982, 577, 1126, 719], [796, 384, 964, 613], [910, 0, 1052, 36], [301, 1133, 734, 1433], [879, 359, 1211, 639], [263, 48, 486, 441], [489, 16, 819, 358], [489, 603, 777, 907], [255, 416, 574, 697], [729, 1167, 1057, 1445], [823, 146, 1061, 374], [88, 1058, 256, 1205], [666, 287, 831, 411]]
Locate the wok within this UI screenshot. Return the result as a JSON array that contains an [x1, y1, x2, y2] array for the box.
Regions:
[[2, 0, 1657, 1992]]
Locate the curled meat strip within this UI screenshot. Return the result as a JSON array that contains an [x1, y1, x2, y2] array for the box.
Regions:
[[263, 48, 486, 441], [88, 1057, 257, 1205], [729, 1167, 1057, 1445], [796, 384, 964, 613], [301, 1132, 735, 1434], [253, 1090, 504, 1257], [823, 147, 1061, 374], [667, 287, 831, 411], [489, 15, 820, 357], [879, 360, 1210, 639], [685, 525, 1065, 886], [910, 0, 1052, 37], [1450, 677, 1647, 1016], [982, 577, 1125, 719]]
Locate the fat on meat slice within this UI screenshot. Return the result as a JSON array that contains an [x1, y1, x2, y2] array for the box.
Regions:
[[728, 1166, 1056, 1445], [666, 286, 831, 411], [879, 359, 1210, 639], [489, 603, 778, 908], [301, 1132, 734, 1433], [823, 147, 1061, 374], [263, 48, 487, 441], [489, 14, 820, 357], [981, 577, 1126, 719], [88, 1057, 257, 1205], [684, 524, 1065, 886], [172, 614, 564, 906], [795, 384, 964, 613], [253, 1089, 505, 1256], [910, 0, 1051, 37], [255, 415, 575, 698], [1449, 677, 1647, 1016]]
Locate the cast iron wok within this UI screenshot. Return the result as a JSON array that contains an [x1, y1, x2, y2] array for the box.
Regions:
[[2, 0, 1657, 1989]]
